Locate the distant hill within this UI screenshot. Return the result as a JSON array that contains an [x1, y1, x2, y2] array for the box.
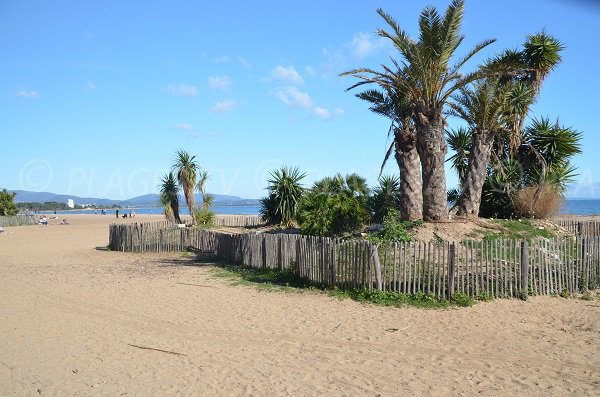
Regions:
[[9, 190, 259, 207]]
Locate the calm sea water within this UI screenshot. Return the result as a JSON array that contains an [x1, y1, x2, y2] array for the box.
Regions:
[[39, 205, 261, 216], [559, 200, 600, 216], [34, 200, 600, 216]]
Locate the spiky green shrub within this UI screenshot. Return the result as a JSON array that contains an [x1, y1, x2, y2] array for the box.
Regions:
[[298, 173, 370, 237], [260, 166, 305, 227], [369, 175, 401, 223]]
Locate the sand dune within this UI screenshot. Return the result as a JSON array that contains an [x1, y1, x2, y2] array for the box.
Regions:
[[0, 215, 598, 396]]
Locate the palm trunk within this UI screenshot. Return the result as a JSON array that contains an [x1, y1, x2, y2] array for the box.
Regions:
[[456, 130, 494, 217], [185, 188, 195, 225], [415, 112, 449, 221], [171, 199, 181, 224], [394, 128, 422, 220]]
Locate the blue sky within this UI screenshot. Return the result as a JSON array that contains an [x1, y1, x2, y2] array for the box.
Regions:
[[2, 0, 599, 200]]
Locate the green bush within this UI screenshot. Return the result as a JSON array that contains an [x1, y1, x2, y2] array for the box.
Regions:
[[452, 293, 475, 307], [194, 207, 215, 226], [298, 173, 370, 237], [0, 189, 17, 216]]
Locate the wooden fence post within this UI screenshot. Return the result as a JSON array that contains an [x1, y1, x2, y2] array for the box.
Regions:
[[447, 243, 456, 300], [581, 237, 587, 291], [520, 240, 529, 300], [371, 244, 383, 291]]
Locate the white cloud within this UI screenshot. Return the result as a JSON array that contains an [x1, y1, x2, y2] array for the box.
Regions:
[[84, 31, 94, 39], [312, 107, 331, 120], [347, 32, 386, 58], [271, 65, 304, 85], [16, 90, 39, 98], [305, 66, 315, 77], [208, 76, 232, 91], [87, 82, 96, 90], [273, 86, 312, 108], [211, 99, 237, 113], [164, 84, 198, 97], [172, 123, 193, 131], [312, 106, 344, 121]]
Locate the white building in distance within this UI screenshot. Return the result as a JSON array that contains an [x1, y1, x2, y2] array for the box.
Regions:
[[67, 199, 74, 209]]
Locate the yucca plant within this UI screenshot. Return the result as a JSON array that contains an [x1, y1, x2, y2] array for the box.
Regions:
[[172, 149, 198, 225], [261, 166, 305, 228], [195, 169, 215, 225], [158, 172, 181, 223]]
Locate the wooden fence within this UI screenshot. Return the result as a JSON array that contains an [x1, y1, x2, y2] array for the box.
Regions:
[[109, 222, 600, 299], [0, 214, 38, 227], [214, 215, 263, 227], [557, 219, 600, 237]]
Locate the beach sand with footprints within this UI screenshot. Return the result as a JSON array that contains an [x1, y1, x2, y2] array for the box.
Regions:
[[0, 214, 599, 396]]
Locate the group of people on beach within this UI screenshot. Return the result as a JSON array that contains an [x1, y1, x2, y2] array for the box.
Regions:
[[115, 209, 135, 219], [38, 215, 69, 226]]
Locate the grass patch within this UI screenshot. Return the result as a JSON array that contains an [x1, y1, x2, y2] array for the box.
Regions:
[[209, 259, 473, 309], [466, 219, 555, 244], [490, 219, 555, 240]]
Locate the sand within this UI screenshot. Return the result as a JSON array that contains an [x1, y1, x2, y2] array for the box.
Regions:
[[0, 214, 598, 396]]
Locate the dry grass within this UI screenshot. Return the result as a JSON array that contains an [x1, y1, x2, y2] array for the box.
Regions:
[[513, 185, 562, 219]]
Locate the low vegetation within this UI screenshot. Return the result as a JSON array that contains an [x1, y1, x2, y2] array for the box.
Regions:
[[467, 219, 556, 241], [210, 259, 475, 309]]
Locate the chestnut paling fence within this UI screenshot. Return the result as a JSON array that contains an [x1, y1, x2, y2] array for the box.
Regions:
[[556, 219, 600, 237], [109, 221, 600, 299], [0, 214, 38, 227]]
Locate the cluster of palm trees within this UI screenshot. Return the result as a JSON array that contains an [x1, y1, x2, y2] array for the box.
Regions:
[[159, 149, 214, 225], [342, 0, 580, 221]]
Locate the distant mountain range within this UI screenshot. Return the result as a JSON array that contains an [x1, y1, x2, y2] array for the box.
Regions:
[[9, 190, 260, 207]]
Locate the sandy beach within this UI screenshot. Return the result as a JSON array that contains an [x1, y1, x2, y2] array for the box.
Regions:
[[0, 214, 598, 396]]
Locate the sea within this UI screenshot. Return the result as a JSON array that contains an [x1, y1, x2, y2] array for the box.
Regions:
[[39, 205, 262, 216], [35, 199, 600, 216]]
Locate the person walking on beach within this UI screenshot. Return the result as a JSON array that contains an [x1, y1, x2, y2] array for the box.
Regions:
[[116, 209, 119, 219]]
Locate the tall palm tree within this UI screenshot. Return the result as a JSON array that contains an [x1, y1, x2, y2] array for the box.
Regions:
[[447, 79, 510, 217], [355, 87, 423, 220], [172, 149, 199, 225], [343, 0, 495, 221], [159, 172, 181, 223]]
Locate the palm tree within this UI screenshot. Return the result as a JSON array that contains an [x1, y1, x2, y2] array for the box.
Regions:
[[172, 149, 198, 225], [447, 79, 510, 217], [355, 88, 423, 220], [343, 0, 495, 221], [158, 172, 181, 223]]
